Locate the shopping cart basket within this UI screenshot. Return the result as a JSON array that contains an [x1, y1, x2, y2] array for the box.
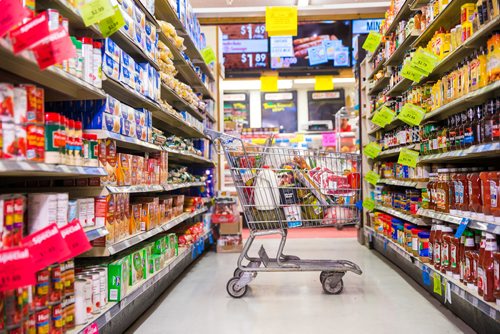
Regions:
[[206, 129, 362, 298]]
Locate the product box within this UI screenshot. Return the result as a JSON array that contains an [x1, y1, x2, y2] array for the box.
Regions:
[[103, 38, 122, 63], [166, 233, 178, 258], [120, 51, 135, 72], [118, 0, 134, 16], [130, 203, 143, 233], [149, 254, 161, 273], [102, 54, 120, 81], [135, 63, 147, 96], [86, 198, 95, 227], [120, 65, 135, 90], [134, 109, 146, 126], [117, 153, 131, 186], [217, 235, 243, 253], [76, 198, 88, 227], [94, 196, 107, 228], [129, 248, 147, 286], [219, 215, 242, 235], [108, 257, 129, 302], [153, 237, 166, 255], [121, 10, 135, 40], [103, 95, 121, 116], [136, 124, 147, 141], [27, 193, 58, 234]]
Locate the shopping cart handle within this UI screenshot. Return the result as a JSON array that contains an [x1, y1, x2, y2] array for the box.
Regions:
[[204, 129, 240, 144]]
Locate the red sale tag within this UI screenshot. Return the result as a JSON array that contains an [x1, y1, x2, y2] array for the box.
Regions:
[[83, 322, 99, 334], [32, 26, 76, 70], [9, 11, 51, 54], [22, 224, 71, 271], [59, 220, 92, 262], [0, 245, 36, 292], [0, 0, 31, 38], [322, 133, 336, 147]]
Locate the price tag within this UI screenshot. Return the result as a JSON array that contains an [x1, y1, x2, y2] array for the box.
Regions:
[[422, 266, 431, 286], [0, 0, 31, 38], [383, 238, 388, 251], [362, 198, 376, 211], [260, 75, 278, 92], [202, 47, 216, 64], [401, 63, 426, 82], [21, 224, 71, 271], [80, 0, 115, 27], [411, 48, 439, 74], [322, 133, 336, 147], [265, 6, 298, 37], [315, 75, 333, 91], [97, 6, 125, 37], [208, 232, 214, 245], [362, 31, 382, 52], [9, 11, 51, 53], [0, 246, 36, 292], [32, 26, 76, 70], [454, 218, 470, 238], [398, 148, 419, 168], [398, 103, 426, 126], [363, 142, 382, 159], [83, 322, 99, 334], [59, 220, 92, 262], [364, 170, 380, 186], [433, 273, 442, 296]]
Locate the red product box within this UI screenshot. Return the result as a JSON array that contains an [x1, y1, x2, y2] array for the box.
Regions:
[[26, 124, 44, 162]]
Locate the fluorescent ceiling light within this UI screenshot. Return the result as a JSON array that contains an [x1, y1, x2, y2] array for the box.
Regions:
[[297, 0, 309, 7], [294, 77, 356, 84]]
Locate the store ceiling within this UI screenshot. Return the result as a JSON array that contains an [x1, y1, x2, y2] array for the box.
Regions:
[[192, 0, 389, 17]]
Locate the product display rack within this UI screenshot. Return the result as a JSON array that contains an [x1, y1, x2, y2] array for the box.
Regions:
[[0, 160, 108, 177], [360, 0, 500, 331]]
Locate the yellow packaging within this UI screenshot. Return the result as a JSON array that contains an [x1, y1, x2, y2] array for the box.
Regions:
[[460, 4, 476, 24]]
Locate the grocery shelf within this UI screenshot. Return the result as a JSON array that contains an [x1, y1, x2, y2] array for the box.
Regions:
[[153, 106, 206, 139], [180, 31, 216, 81], [111, 31, 160, 70], [368, 125, 382, 135], [161, 84, 204, 121], [364, 226, 500, 330], [368, 75, 390, 95], [387, 78, 413, 96], [205, 112, 216, 123], [385, 0, 415, 35], [0, 160, 107, 177], [0, 44, 105, 101], [420, 16, 500, 84], [367, 41, 384, 63], [409, 0, 429, 10], [418, 142, 500, 163], [164, 148, 215, 166], [84, 130, 162, 153], [102, 75, 161, 110], [71, 231, 212, 334], [412, 0, 471, 47], [417, 208, 500, 235], [379, 178, 418, 188], [375, 204, 428, 226], [367, 60, 385, 81], [163, 181, 206, 191], [106, 184, 165, 194], [80, 207, 208, 257], [84, 226, 109, 241], [423, 81, 500, 121], [384, 30, 420, 66], [376, 143, 420, 160]]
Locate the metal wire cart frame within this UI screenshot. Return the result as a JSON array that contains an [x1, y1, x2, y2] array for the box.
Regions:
[[206, 129, 362, 298]]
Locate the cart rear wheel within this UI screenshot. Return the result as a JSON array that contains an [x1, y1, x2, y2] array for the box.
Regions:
[[322, 277, 344, 295], [226, 277, 248, 298], [320, 271, 329, 284]]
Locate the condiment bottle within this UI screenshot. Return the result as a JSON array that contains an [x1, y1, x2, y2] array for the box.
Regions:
[[467, 168, 483, 219], [483, 100, 496, 143], [450, 234, 461, 279], [436, 169, 450, 213], [479, 233, 498, 302], [434, 223, 444, 270], [412, 228, 423, 256], [465, 250, 478, 289], [427, 174, 437, 211], [429, 223, 437, 264], [490, 170, 500, 222], [441, 226, 454, 275], [478, 232, 487, 295], [449, 168, 458, 215], [472, 251, 481, 291], [462, 231, 476, 283], [480, 168, 493, 220], [456, 168, 469, 214], [493, 251, 500, 305]]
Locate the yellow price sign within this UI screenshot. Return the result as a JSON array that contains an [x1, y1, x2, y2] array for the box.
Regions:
[[364, 171, 381, 186], [397, 148, 419, 168], [363, 142, 382, 159], [97, 6, 125, 37], [202, 47, 216, 64], [314, 75, 333, 91], [265, 6, 298, 37], [401, 63, 428, 82], [433, 273, 442, 296], [261, 75, 278, 92], [371, 106, 395, 128], [398, 103, 426, 126], [362, 32, 382, 52], [411, 48, 439, 74], [362, 198, 376, 211], [80, 0, 115, 27]]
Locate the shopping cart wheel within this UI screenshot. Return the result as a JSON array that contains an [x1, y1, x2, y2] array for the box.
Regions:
[[226, 277, 248, 298], [320, 271, 329, 284], [336, 225, 344, 230], [233, 268, 243, 278], [322, 276, 344, 295]]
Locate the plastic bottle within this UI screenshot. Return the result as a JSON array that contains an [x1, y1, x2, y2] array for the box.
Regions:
[[480, 168, 493, 220], [493, 251, 500, 305], [427, 173, 437, 211], [254, 166, 280, 211], [479, 233, 498, 301], [467, 168, 483, 219], [478, 232, 487, 295], [462, 231, 476, 283], [441, 226, 454, 275], [411, 228, 423, 256], [478, 47, 489, 88], [429, 223, 437, 264], [490, 170, 500, 222], [451, 234, 461, 279], [71, 37, 83, 79], [434, 223, 444, 270]]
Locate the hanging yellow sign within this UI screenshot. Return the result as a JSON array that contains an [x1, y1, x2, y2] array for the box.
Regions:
[[80, 0, 115, 27], [397, 148, 419, 168], [314, 75, 333, 91], [364, 171, 381, 186], [265, 6, 298, 37], [362, 32, 382, 52], [363, 142, 382, 159], [97, 6, 125, 37], [261, 75, 278, 92]]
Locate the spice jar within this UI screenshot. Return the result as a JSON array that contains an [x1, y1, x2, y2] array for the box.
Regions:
[[82, 133, 99, 167]]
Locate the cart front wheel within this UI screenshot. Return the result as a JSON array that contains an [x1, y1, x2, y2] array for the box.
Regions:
[[322, 277, 344, 295], [320, 271, 329, 284], [226, 277, 248, 298], [233, 268, 243, 278]]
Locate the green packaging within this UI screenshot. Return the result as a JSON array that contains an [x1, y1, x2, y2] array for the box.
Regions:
[[150, 254, 162, 273], [166, 233, 178, 258], [108, 256, 130, 302], [129, 249, 147, 286]]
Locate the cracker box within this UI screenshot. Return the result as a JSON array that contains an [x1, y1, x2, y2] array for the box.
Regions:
[[104, 95, 121, 116], [108, 256, 129, 302], [120, 51, 135, 72], [102, 54, 120, 81], [120, 65, 135, 90], [150, 254, 161, 273], [130, 203, 142, 233], [102, 38, 122, 63], [129, 249, 147, 286], [117, 153, 132, 186], [166, 233, 178, 258], [27, 193, 56, 234]]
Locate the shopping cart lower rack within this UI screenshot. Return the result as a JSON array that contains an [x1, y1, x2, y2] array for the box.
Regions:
[[206, 129, 363, 298]]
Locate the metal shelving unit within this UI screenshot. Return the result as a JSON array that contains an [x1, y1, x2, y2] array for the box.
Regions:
[[165, 148, 215, 166], [85, 130, 162, 153], [387, 78, 413, 96], [0, 161, 107, 177], [367, 60, 386, 80], [368, 75, 390, 95], [384, 0, 414, 35], [417, 209, 500, 234], [375, 205, 428, 226], [102, 75, 161, 110], [384, 30, 420, 66], [84, 226, 109, 241], [161, 84, 205, 121], [107, 181, 205, 194], [418, 142, 500, 163]]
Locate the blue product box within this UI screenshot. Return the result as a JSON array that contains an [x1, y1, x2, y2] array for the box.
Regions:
[[102, 54, 120, 81], [121, 52, 135, 72], [136, 124, 147, 141], [121, 119, 131, 136], [103, 38, 121, 63], [84, 105, 122, 133], [120, 65, 135, 90], [105, 95, 121, 116], [177, 0, 186, 22], [137, 109, 152, 127], [145, 21, 156, 41], [129, 121, 137, 138], [135, 109, 145, 126], [121, 10, 135, 40], [135, 63, 146, 95]]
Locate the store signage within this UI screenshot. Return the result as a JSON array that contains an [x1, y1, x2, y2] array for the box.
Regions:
[[411, 48, 439, 74], [80, 0, 115, 27], [352, 19, 383, 34], [363, 142, 381, 159], [223, 93, 247, 102], [270, 36, 294, 57], [98, 6, 125, 37], [362, 198, 376, 211], [397, 148, 419, 168], [21, 224, 71, 271], [314, 75, 333, 91], [454, 218, 470, 238], [401, 63, 426, 82], [0, 246, 36, 292], [10, 11, 52, 53], [59, 220, 92, 262], [322, 133, 336, 147], [202, 47, 216, 64], [261, 75, 278, 92], [32, 26, 76, 70], [364, 171, 380, 185], [265, 6, 298, 37], [398, 103, 426, 126], [362, 31, 382, 52], [0, 0, 31, 38], [433, 273, 442, 296]]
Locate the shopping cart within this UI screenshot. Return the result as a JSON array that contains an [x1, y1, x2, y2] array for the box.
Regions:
[[206, 129, 362, 298]]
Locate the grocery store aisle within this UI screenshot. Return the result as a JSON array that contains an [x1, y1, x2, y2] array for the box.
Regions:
[[126, 238, 474, 334]]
